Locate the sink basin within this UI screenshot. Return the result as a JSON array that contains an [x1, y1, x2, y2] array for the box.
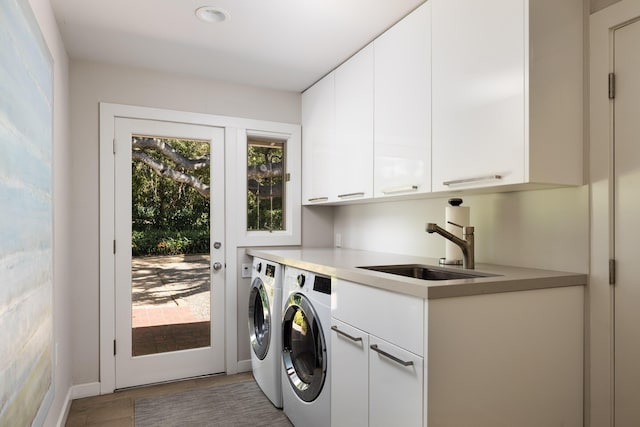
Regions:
[[358, 264, 496, 281]]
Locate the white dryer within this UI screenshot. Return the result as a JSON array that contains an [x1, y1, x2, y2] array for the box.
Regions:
[[281, 266, 331, 427], [248, 257, 283, 408]]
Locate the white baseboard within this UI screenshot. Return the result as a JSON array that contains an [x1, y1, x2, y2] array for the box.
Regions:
[[71, 382, 101, 399], [237, 359, 252, 373], [53, 382, 100, 427], [55, 387, 73, 427]]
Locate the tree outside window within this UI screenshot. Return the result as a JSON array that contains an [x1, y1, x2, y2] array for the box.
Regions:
[[247, 138, 285, 231]]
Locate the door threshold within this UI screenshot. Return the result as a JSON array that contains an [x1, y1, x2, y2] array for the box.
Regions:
[[115, 372, 226, 392]]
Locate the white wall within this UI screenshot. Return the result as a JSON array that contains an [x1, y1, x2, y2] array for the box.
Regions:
[[69, 60, 303, 384], [335, 186, 589, 274], [27, 0, 72, 425]]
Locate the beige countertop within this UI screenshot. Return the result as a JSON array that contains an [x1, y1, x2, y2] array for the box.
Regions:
[[245, 247, 587, 299]]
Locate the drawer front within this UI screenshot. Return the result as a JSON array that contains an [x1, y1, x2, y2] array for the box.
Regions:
[[332, 279, 424, 355]]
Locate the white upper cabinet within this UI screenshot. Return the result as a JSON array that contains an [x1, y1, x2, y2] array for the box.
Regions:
[[303, 0, 582, 202], [302, 45, 374, 204], [302, 72, 335, 204], [303, 1, 433, 204], [374, 1, 431, 197], [334, 44, 374, 202], [431, 0, 583, 192]]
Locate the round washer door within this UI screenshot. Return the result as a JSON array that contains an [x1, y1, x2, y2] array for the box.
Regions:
[[248, 277, 271, 360], [282, 292, 327, 402]]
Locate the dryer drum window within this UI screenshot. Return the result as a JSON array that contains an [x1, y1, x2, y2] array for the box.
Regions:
[[282, 293, 327, 402], [249, 278, 271, 360]]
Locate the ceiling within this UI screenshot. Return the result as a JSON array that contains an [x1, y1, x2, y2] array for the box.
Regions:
[[50, 0, 426, 92]]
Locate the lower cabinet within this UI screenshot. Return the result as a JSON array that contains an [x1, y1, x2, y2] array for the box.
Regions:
[[369, 335, 423, 427], [331, 319, 368, 427], [331, 318, 424, 427]]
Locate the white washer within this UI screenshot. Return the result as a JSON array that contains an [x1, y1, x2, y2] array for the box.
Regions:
[[281, 266, 331, 427], [248, 257, 283, 408]]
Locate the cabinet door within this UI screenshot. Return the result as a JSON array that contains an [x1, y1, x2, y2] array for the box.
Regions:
[[431, 0, 525, 191], [374, 1, 431, 198], [302, 72, 335, 204], [334, 44, 374, 202], [369, 336, 424, 427], [331, 319, 369, 427]]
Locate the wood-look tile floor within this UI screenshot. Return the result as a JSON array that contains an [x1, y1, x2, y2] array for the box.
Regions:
[[65, 372, 254, 426]]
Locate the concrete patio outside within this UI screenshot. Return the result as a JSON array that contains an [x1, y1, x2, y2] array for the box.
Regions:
[[131, 254, 212, 356]]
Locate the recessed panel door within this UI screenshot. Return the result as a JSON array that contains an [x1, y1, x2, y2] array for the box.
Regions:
[[614, 18, 640, 426]]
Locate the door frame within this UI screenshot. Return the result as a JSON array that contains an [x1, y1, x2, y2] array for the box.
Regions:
[[99, 103, 301, 393], [590, 1, 640, 425]]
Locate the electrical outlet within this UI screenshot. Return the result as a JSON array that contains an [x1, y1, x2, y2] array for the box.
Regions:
[[241, 263, 252, 278], [335, 233, 342, 248]]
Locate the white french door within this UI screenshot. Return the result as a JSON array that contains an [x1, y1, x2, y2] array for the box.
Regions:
[[113, 117, 225, 388]]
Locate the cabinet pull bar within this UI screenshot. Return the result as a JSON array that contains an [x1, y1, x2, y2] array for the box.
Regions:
[[331, 325, 363, 342], [381, 185, 418, 195], [308, 196, 329, 202], [370, 344, 413, 366], [443, 175, 502, 186], [337, 192, 365, 199]]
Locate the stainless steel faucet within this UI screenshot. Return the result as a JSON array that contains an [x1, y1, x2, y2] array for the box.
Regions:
[[426, 222, 475, 269]]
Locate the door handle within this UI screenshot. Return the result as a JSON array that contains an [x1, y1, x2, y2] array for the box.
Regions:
[[213, 241, 222, 249], [213, 262, 223, 270]]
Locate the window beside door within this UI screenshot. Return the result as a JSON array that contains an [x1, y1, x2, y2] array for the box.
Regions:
[[237, 128, 301, 246], [247, 137, 286, 232]]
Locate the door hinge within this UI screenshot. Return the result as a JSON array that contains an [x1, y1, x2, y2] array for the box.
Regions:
[[113, 240, 116, 254], [286, 173, 291, 182], [113, 339, 117, 356], [609, 258, 616, 285], [608, 73, 616, 99], [112, 138, 116, 155]]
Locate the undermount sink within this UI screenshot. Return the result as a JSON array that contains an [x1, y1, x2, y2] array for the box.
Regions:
[[358, 264, 497, 281]]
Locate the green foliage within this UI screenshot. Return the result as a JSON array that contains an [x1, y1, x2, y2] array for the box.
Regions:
[[132, 137, 210, 255], [131, 229, 210, 256]]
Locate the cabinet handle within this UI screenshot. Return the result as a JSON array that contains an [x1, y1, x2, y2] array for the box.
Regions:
[[337, 192, 365, 199], [443, 175, 502, 186], [331, 325, 363, 342], [308, 196, 329, 202], [381, 185, 418, 195], [370, 344, 414, 367]]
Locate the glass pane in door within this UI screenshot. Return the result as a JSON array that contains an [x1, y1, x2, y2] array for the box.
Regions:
[[130, 135, 211, 356]]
